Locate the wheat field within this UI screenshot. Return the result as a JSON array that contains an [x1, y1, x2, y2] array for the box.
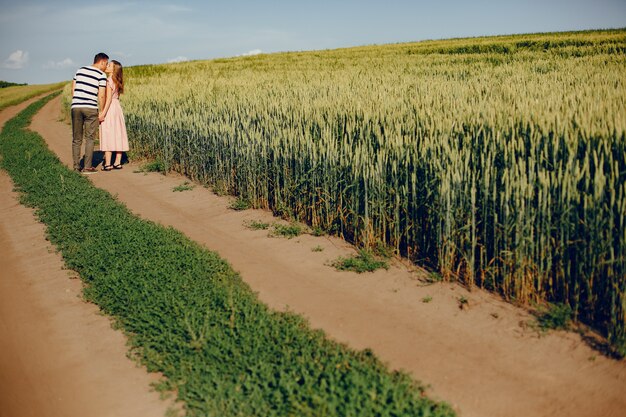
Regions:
[[112, 29, 626, 351]]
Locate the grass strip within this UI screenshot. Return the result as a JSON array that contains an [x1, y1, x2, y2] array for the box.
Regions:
[[0, 81, 66, 111], [0, 94, 454, 416]]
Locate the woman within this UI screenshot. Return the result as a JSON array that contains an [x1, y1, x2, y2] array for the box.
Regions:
[[99, 60, 129, 170]]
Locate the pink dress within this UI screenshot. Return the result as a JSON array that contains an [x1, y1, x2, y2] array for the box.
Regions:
[[99, 78, 129, 152]]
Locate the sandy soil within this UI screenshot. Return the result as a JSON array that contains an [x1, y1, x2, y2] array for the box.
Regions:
[[8, 94, 626, 417], [0, 96, 173, 417]]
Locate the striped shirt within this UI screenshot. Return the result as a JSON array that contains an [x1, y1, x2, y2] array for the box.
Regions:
[[71, 66, 107, 109]]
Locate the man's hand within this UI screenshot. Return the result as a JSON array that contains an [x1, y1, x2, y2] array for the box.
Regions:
[[99, 113, 106, 123]]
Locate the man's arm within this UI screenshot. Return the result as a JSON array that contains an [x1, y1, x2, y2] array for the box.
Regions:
[[71, 80, 76, 97]]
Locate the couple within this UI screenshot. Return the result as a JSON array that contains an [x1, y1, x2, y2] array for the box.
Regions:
[[71, 52, 128, 173]]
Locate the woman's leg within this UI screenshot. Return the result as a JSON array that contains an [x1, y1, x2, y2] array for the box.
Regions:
[[104, 151, 112, 167], [113, 152, 123, 166]]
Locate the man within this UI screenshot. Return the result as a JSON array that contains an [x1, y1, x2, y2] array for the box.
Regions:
[[71, 53, 108, 172]]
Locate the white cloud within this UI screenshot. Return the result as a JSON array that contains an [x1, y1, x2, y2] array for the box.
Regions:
[[241, 49, 262, 56], [43, 58, 75, 70], [3, 50, 29, 69], [167, 56, 189, 63]]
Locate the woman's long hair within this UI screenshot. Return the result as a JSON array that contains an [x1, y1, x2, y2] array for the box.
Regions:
[[111, 60, 124, 95]]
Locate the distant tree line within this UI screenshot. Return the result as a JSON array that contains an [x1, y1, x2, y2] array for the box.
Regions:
[[0, 81, 28, 88]]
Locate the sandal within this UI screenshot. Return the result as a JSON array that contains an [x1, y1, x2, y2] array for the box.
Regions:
[[102, 165, 113, 171], [112, 164, 123, 170]]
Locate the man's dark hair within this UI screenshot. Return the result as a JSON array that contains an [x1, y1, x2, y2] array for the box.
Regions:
[[93, 52, 109, 64]]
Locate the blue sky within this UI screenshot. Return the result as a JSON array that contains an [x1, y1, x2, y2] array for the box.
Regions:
[[1, 0, 625, 84]]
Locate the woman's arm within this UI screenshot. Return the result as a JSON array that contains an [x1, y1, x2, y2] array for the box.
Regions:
[[99, 82, 113, 122]]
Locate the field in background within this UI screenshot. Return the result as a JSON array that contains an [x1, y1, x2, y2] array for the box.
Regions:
[[118, 29, 625, 352], [0, 82, 66, 111]]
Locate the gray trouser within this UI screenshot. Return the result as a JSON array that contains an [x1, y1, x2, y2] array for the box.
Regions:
[[71, 107, 98, 170]]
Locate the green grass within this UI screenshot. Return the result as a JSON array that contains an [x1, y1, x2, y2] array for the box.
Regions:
[[271, 222, 304, 239], [0, 94, 454, 417], [136, 158, 167, 173], [332, 249, 390, 273], [310, 226, 325, 237], [423, 272, 443, 284], [244, 220, 270, 230], [536, 303, 573, 331], [229, 197, 251, 211], [172, 181, 194, 192], [373, 241, 394, 259]]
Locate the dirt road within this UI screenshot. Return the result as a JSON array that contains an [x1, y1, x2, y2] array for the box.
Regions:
[[4, 94, 626, 417], [0, 96, 172, 417]]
